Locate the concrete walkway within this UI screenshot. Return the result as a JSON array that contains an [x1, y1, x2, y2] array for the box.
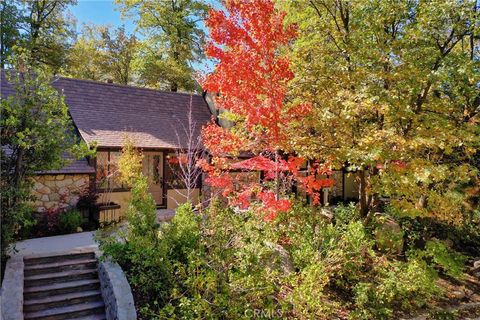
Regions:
[[157, 209, 175, 223], [10, 231, 98, 257], [9, 209, 176, 257]]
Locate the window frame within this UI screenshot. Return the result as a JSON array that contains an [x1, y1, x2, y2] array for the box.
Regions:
[[95, 150, 130, 193], [164, 152, 202, 190]]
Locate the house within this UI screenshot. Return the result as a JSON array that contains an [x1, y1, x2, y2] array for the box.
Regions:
[[2, 73, 359, 223], [1, 74, 212, 221]]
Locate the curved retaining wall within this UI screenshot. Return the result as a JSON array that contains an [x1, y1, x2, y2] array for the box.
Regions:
[[1, 256, 24, 320], [96, 255, 137, 320]]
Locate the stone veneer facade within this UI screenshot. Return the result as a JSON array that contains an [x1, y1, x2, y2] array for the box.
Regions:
[[31, 174, 90, 212]]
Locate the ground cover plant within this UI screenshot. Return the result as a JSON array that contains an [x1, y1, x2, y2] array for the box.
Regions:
[[100, 199, 480, 319]]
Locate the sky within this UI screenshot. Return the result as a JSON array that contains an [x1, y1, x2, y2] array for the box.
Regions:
[[69, 1, 136, 34]]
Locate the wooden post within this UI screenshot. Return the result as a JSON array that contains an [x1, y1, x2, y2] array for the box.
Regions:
[[322, 188, 329, 206]]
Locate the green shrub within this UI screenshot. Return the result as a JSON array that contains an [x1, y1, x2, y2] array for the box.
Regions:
[[126, 175, 157, 239], [333, 202, 361, 226], [387, 205, 480, 256], [161, 203, 201, 263], [410, 240, 466, 279], [58, 209, 83, 234], [353, 258, 438, 319], [287, 258, 334, 319], [286, 204, 375, 284], [101, 199, 468, 319]]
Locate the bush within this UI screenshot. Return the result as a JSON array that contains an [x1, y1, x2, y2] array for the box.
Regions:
[[1, 180, 35, 253], [287, 258, 333, 318], [278, 203, 444, 319], [409, 240, 466, 279], [76, 185, 99, 225], [101, 200, 469, 319], [387, 205, 480, 256], [28, 206, 63, 237], [58, 209, 83, 234], [353, 258, 438, 319], [126, 175, 157, 239]]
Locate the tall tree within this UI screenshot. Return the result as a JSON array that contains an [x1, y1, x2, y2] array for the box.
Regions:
[[200, 0, 331, 220], [66, 25, 138, 85], [7, 0, 77, 71], [283, 0, 480, 224], [99, 26, 137, 85], [115, 0, 207, 92], [64, 25, 104, 82], [0, 1, 21, 69], [1, 53, 90, 260]]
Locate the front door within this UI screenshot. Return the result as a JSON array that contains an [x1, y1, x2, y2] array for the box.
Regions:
[[142, 152, 164, 206]]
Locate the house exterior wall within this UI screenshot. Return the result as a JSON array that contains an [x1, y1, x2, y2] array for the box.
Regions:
[[31, 174, 90, 212], [344, 172, 360, 200], [95, 148, 203, 221], [167, 188, 200, 210], [97, 191, 131, 222], [329, 171, 344, 199], [96, 188, 200, 221]]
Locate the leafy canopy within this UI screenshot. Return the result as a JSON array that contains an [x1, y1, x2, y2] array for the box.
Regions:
[[115, 0, 207, 92], [282, 0, 480, 223], [1, 0, 77, 71], [65, 25, 138, 85], [200, 0, 332, 219]]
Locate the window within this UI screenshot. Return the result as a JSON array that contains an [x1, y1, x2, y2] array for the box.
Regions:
[[95, 151, 128, 191], [165, 153, 201, 190], [142, 154, 162, 185], [96, 152, 109, 190]]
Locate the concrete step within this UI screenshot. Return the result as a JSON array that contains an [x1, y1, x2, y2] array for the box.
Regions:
[[24, 279, 100, 300], [24, 300, 105, 320], [68, 314, 106, 320], [24, 269, 98, 287], [24, 252, 95, 266], [24, 259, 98, 276], [24, 290, 102, 313]]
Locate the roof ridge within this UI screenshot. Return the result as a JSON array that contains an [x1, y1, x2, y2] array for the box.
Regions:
[[56, 76, 203, 97]]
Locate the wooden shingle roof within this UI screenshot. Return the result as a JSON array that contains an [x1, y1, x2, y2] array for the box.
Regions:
[[1, 72, 212, 149]]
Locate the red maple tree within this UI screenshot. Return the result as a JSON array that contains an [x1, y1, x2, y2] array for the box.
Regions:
[[200, 0, 332, 220]]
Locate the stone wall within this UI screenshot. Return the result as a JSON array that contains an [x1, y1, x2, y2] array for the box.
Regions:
[[0, 256, 24, 320], [97, 256, 137, 320], [31, 174, 90, 212]]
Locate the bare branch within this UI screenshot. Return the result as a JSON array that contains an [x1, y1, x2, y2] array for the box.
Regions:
[[167, 96, 210, 208]]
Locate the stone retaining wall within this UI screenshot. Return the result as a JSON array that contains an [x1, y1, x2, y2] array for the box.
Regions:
[[0, 256, 24, 320], [97, 256, 137, 320], [31, 174, 90, 212]]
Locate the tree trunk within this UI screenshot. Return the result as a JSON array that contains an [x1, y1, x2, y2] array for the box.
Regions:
[[359, 169, 368, 218], [170, 81, 178, 92], [13, 147, 25, 188], [275, 152, 280, 200], [170, 49, 180, 92]]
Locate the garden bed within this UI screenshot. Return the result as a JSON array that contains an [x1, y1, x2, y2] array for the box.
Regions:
[[98, 202, 122, 225]]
